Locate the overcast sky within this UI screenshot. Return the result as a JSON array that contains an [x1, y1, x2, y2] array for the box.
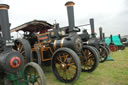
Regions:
[[0, 0, 128, 37]]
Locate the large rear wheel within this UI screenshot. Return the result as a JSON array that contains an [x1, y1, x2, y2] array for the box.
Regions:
[[13, 39, 32, 64], [52, 48, 81, 83]]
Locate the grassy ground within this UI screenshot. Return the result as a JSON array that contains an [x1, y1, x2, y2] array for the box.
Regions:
[[43, 47, 128, 85]]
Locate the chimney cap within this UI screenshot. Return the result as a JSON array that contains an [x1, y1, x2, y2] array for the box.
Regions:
[[65, 1, 75, 7], [0, 4, 9, 10], [90, 18, 94, 20]]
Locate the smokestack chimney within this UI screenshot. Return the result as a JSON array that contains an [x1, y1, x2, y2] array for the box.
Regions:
[[65, 1, 75, 32], [99, 27, 103, 40], [54, 23, 60, 38], [103, 33, 105, 40], [0, 4, 10, 40], [89, 18, 95, 38], [110, 34, 113, 43], [118, 34, 121, 39]]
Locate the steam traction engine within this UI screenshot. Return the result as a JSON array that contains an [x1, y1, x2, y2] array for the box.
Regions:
[[108, 34, 125, 52], [79, 19, 109, 63], [57, 6, 109, 63], [0, 4, 46, 85], [54, 1, 99, 72], [99, 28, 110, 54], [10, 1, 99, 83]]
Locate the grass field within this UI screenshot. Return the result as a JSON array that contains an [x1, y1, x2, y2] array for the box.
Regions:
[[43, 47, 128, 85]]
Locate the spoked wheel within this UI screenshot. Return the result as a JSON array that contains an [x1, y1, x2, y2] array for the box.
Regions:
[[118, 45, 125, 50], [105, 46, 110, 54], [99, 45, 108, 63], [109, 44, 117, 52], [81, 46, 99, 72], [13, 39, 32, 64], [52, 48, 81, 83], [24, 62, 46, 85]]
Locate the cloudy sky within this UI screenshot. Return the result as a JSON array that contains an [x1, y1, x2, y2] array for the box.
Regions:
[[0, 0, 128, 37]]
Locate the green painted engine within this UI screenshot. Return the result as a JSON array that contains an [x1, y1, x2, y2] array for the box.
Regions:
[[0, 4, 46, 85]]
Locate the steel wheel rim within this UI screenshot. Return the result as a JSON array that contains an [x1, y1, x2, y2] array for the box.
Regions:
[[53, 51, 77, 81], [99, 47, 107, 61], [24, 66, 41, 85], [81, 49, 95, 71], [14, 42, 27, 63]]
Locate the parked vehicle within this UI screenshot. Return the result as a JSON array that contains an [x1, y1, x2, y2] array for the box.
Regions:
[[0, 4, 46, 85], [11, 1, 100, 83]]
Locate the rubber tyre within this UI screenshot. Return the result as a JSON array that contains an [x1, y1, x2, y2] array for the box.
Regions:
[[24, 62, 46, 85], [14, 39, 32, 64], [81, 45, 99, 72], [52, 48, 81, 83]]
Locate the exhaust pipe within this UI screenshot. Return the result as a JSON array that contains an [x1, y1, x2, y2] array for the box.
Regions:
[[118, 34, 121, 39], [0, 5, 24, 73], [103, 33, 105, 40], [110, 34, 113, 43], [0, 4, 14, 50], [54, 23, 60, 38], [65, 1, 75, 32], [99, 27, 103, 40], [0, 4, 10, 40], [89, 18, 95, 38]]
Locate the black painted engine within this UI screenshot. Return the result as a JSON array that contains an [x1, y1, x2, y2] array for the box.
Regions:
[[0, 4, 24, 74]]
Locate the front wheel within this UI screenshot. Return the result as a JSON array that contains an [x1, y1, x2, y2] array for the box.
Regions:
[[99, 45, 108, 63], [52, 48, 81, 83], [24, 62, 46, 85], [81, 46, 99, 72]]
